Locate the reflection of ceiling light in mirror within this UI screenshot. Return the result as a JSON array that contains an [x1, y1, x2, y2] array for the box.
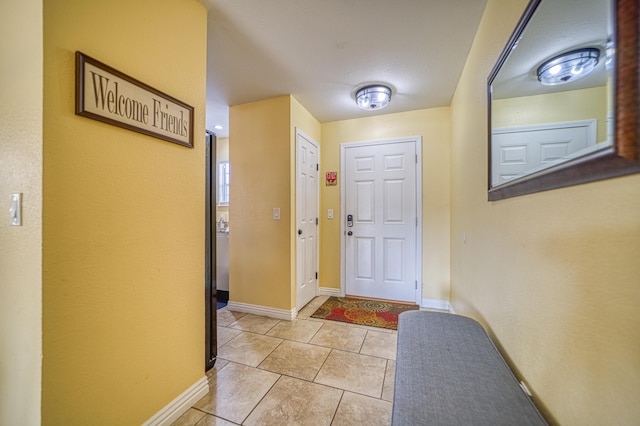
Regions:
[[213, 125, 223, 130], [355, 85, 392, 110], [537, 48, 600, 86], [571, 64, 584, 75], [549, 65, 562, 75], [605, 40, 616, 70]]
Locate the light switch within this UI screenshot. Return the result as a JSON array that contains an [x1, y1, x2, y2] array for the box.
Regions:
[[273, 208, 280, 220], [327, 209, 334, 219], [9, 193, 22, 226]]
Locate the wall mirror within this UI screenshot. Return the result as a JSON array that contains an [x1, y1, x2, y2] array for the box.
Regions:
[[488, 0, 639, 201]]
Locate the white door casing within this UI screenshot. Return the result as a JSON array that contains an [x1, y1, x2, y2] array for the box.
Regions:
[[296, 129, 319, 311], [341, 137, 422, 303]]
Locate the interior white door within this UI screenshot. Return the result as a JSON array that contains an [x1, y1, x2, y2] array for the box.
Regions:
[[296, 130, 319, 310], [492, 119, 597, 185], [344, 140, 417, 302]]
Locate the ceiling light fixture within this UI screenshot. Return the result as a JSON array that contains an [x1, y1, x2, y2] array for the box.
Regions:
[[537, 48, 600, 86], [355, 85, 392, 110]]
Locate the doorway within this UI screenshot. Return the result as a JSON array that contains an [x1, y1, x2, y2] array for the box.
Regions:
[[205, 130, 217, 371], [340, 137, 422, 303], [296, 129, 320, 311]]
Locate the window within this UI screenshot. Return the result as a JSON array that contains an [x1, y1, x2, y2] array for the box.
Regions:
[[218, 161, 230, 206]]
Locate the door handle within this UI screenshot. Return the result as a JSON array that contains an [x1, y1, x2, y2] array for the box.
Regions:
[[347, 231, 353, 236], [298, 229, 303, 235]]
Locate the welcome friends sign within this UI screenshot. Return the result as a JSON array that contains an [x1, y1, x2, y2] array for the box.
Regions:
[[75, 51, 194, 148]]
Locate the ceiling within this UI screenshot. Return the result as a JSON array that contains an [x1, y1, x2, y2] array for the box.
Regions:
[[198, 0, 489, 138]]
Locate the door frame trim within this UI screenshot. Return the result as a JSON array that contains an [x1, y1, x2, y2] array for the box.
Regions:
[[339, 136, 423, 304], [204, 130, 217, 371], [295, 128, 320, 311]]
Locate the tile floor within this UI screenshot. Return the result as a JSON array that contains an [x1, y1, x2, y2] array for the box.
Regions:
[[171, 296, 399, 426]]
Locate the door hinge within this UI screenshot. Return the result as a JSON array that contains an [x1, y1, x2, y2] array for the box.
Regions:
[[315, 272, 318, 279], [316, 163, 319, 171], [316, 217, 319, 225], [416, 154, 418, 164], [415, 280, 418, 289]]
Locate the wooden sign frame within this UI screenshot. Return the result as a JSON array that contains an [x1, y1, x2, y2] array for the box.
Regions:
[[75, 51, 194, 148]]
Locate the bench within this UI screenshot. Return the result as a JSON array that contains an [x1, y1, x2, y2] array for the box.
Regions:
[[392, 311, 547, 425]]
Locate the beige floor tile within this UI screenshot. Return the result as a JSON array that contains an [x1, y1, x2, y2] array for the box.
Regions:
[[381, 360, 395, 402], [194, 362, 279, 424], [205, 359, 230, 382], [314, 349, 387, 398], [195, 414, 239, 425], [360, 330, 398, 360], [228, 314, 280, 334], [171, 408, 206, 426], [258, 340, 331, 381], [217, 332, 283, 367], [331, 391, 392, 426], [296, 296, 330, 319], [217, 326, 242, 348], [243, 375, 342, 426], [216, 309, 247, 327], [350, 323, 396, 333], [265, 318, 323, 342], [306, 317, 349, 327], [309, 323, 367, 352]]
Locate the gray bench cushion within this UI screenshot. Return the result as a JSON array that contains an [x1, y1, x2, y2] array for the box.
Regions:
[[392, 311, 547, 425]]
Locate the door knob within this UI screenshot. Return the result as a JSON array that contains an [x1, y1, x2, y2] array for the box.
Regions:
[[347, 231, 353, 236], [298, 229, 303, 235]]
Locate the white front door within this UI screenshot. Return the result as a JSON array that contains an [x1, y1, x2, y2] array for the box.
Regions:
[[343, 138, 419, 303], [296, 129, 319, 310]]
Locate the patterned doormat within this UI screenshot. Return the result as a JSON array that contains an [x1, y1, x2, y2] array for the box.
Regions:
[[310, 296, 419, 330]]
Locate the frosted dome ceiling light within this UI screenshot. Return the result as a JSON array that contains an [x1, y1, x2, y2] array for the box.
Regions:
[[537, 48, 600, 86], [356, 85, 392, 110]]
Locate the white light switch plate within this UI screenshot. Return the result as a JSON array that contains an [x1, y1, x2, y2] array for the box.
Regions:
[[327, 209, 334, 219], [273, 208, 280, 220]]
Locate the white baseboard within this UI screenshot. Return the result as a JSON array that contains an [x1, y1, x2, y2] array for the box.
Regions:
[[318, 287, 341, 297], [227, 300, 296, 321], [142, 376, 209, 426], [421, 298, 453, 312]]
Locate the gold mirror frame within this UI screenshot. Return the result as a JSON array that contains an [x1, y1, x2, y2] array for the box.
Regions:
[[487, 0, 639, 201]]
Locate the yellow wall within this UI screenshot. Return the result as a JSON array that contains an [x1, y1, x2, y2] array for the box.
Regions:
[[42, 0, 207, 424], [321, 108, 451, 301], [229, 96, 320, 311], [0, 0, 43, 424], [218, 136, 230, 161], [450, 0, 640, 424], [493, 86, 609, 143], [229, 96, 293, 310], [291, 98, 322, 143]]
